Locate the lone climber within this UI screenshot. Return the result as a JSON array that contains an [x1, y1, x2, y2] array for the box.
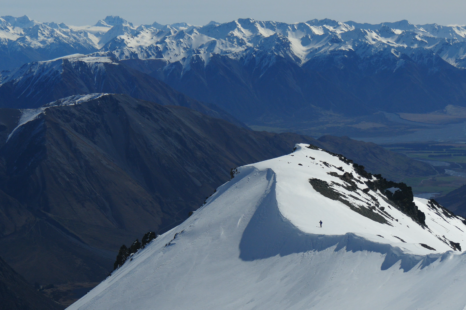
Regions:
[[319, 220, 322, 228]]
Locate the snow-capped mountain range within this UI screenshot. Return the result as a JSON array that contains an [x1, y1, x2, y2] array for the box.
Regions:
[[2, 15, 466, 72], [3, 15, 466, 128], [99, 18, 466, 71], [68, 144, 466, 310]]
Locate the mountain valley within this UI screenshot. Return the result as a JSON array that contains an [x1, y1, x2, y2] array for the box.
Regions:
[[1, 14, 466, 309]]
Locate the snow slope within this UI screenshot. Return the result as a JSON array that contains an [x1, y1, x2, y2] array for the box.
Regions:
[[6, 108, 44, 142], [68, 144, 466, 310]]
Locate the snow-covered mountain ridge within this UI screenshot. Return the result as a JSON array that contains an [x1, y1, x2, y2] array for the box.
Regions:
[[68, 144, 466, 310], [2, 15, 466, 72], [234, 144, 465, 255], [1, 54, 116, 86], [0, 16, 104, 71], [97, 18, 466, 70], [2, 53, 116, 83], [0, 14, 193, 71], [4, 15, 466, 125]]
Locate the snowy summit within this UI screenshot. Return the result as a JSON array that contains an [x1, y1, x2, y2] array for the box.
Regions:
[[69, 144, 466, 310]]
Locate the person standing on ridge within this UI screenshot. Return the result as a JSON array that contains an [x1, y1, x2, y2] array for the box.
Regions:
[[319, 220, 322, 228]]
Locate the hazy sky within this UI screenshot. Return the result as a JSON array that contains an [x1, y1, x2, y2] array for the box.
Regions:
[[1, 0, 466, 26]]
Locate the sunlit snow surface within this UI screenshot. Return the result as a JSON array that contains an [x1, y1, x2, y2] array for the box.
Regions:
[[3, 16, 466, 73], [68, 144, 466, 310]]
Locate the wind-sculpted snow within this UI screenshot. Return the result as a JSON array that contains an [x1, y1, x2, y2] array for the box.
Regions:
[[68, 144, 466, 310], [237, 167, 441, 271], [239, 144, 466, 255]]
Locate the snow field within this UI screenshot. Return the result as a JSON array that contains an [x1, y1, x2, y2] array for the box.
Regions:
[[68, 144, 466, 310]]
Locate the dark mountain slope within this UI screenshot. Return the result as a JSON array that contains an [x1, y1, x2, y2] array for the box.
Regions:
[[437, 186, 466, 218], [0, 94, 319, 288], [0, 94, 435, 304], [0, 57, 241, 127], [303, 51, 466, 114], [122, 51, 466, 126], [122, 55, 362, 123], [0, 255, 62, 310]]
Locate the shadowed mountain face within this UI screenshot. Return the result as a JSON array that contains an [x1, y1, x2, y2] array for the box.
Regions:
[[122, 52, 466, 128], [0, 94, 437, 305], [0, 94, 320, 287], [0, 57, 242, 127], [438, 186, 466, 218], [0, 255, 62, 310]]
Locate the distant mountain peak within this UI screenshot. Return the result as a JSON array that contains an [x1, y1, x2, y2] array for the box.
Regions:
[[95, 15, 133, 27], [0, 15, 36, 28], [169, 22, 190, 30], [150, 21, 164, 29]]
